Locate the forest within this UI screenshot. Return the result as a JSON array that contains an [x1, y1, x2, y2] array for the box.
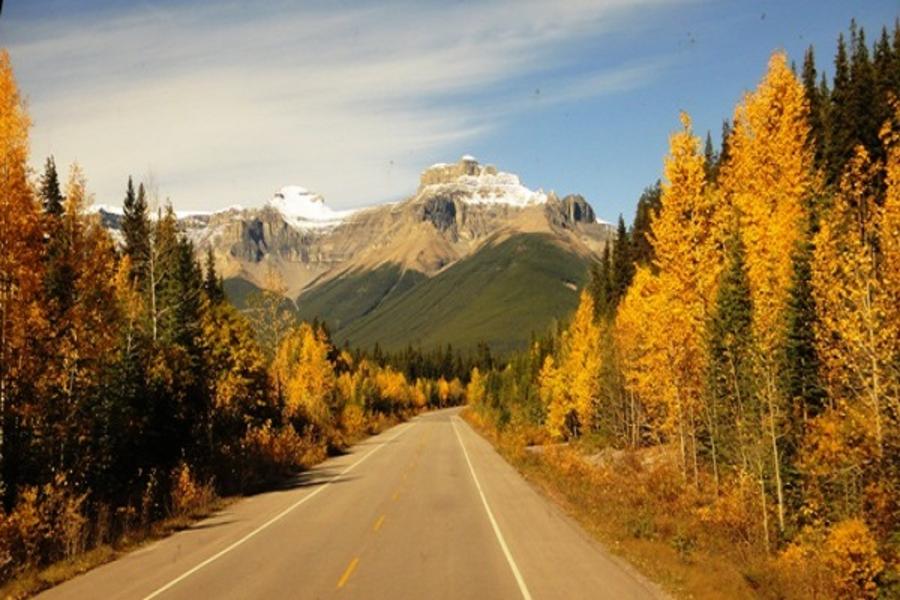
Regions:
[[467, 20, 900, 599], [0, 51, 467, 589]]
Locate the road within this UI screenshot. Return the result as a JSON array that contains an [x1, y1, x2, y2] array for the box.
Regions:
[[40, 408, 666, 599]]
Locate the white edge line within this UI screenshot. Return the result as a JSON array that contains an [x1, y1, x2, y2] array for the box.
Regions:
[[141, 423, 411, 600], [451, 416, 533, 600]]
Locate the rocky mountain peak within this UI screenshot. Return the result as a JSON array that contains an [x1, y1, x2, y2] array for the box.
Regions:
[[417, 156, 547, 208]]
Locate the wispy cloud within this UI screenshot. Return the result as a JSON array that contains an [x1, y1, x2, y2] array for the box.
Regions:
[[3, 0, 682, 209]]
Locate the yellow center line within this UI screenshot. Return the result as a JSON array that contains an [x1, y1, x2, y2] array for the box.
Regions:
[[373, 514, 386, 532], [336, 557, 360, 589], [392, 489, 401, 501]]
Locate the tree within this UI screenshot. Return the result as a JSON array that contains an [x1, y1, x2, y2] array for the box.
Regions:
[[827, 33, 853, 184], [720, 51, 817, 536], [203, 247, 225, 304], [610, 215, 634, 306], [121, 179, 150, 284], [0, 51, 45, 508], [39, 157, 64, 217], [705, 230, 754, 492], [802, 46, 826, 168], [630, 181, 662, 268], [271, 323, 337, 433], [540, 292, 601, 439]]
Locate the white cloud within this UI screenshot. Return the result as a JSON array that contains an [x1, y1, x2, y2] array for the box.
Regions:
[[4, 0, 681, 210]]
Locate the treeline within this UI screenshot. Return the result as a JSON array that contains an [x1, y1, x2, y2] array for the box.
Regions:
[[355, 341, 495, 386], [468, 22, 900, 598], [0, 52, 454, 585]]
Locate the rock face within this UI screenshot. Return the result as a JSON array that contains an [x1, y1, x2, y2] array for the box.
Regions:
[[100, 156, 612, 298]]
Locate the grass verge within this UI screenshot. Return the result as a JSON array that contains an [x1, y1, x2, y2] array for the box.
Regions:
[[462, 408, 764, 600]]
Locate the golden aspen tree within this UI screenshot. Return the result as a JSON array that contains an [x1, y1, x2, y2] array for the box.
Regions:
[[720, 52, 817, 534], [271, 323, 336, 430], [812, 146, 892, 462], [620, 112, 723, 482], [540, 291, 601, 440], [0, 51, 46, 504], [538, 355, 569, 439], [466, 367, 487, 408]]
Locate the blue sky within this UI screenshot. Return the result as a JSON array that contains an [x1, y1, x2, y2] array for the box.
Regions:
[[1, 1, 897, 221]]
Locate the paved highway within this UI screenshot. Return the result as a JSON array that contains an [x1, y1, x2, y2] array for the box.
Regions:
[[40, 408, 665, 599]]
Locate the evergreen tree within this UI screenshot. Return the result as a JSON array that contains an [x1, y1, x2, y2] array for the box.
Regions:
[[801, 46, 826, 168], [849, 26, 877, 161], [780, 231, 825, 470], [611, 215, 634, 306], [203, 247, 225, 304], [630, 181, 662, 268], [705, 230, 754, 488], [588, 245, 612, 320], [827, 33, 852, 184], [703, 131, 717, 181], [40, 157, 74, 316], [719, 119, 733, 168], [39, 156, 64, 217], [121, 178, 150, 282]]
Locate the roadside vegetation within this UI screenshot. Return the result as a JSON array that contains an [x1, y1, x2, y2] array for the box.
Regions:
[[467, 21, 900, 600], [0, 51, 466, 597]]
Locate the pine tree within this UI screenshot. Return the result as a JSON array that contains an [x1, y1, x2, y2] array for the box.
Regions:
[[704, 131, 717, 181], [40, 156, 74, 317], [122, 179, 150, 283], [849, 26, 877, 161], [827, 33, 853, 184], [39, 156, 64, 217], [611, 215, 634, 306], [705, 229, 754, 490], [802, 46, 826, 168], [203, 247, 225, 304]]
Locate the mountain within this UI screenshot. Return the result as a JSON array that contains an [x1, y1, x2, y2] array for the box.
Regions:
[[97, 156, 612, 353]]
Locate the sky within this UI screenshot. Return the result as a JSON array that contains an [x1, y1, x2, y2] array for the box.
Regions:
[[0, 1, 898, 221]]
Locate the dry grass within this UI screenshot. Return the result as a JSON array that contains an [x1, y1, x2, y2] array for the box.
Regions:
[[462, 408, 764, 600]]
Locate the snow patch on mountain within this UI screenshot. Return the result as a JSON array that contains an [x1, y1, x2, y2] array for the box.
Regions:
[[419, 157, 547, 208], [267, 186, 355, 229]]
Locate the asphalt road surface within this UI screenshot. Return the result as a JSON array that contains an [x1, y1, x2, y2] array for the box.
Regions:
[[40, 408, 666, 599]]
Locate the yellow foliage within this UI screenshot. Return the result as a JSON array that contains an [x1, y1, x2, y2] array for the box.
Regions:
[[824, 519, 884, 598], [720, 52, 816, 350], [540, 291, 602, 439], [466, 367, 487, 407], [271, 323, 337, 428], [812, 146, 893, 453]]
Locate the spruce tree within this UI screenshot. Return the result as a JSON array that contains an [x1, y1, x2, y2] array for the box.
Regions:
[[781, 235, 825, 425], [801, 46, 825, 168], [611, 215, 634, 306], [40, 157, 74, 315], [122, 178, 150, 282], [827, 33, 852, 184], [39, 156, 64, 217], [705, 230, 754, 480], [849, 26, 877, 161], [203, 247, 225, 304], [703, 131, 717, 181]]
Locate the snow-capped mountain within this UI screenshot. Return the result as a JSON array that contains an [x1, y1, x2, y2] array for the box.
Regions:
[[267, 186, 356, 229], [96, 156, 611, 303]]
